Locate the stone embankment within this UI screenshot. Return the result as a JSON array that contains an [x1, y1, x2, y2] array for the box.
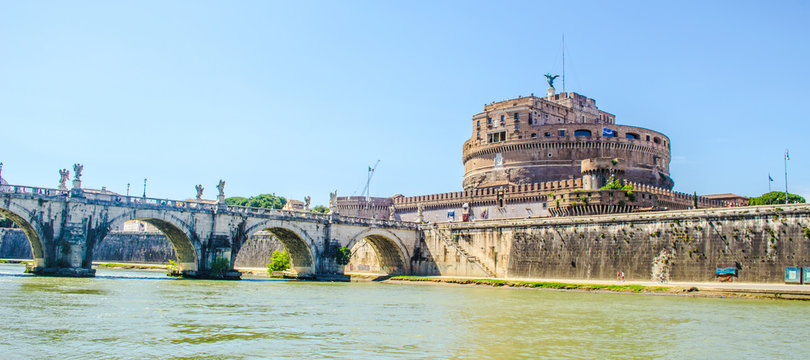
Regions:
[[0, 229, 282, 268]]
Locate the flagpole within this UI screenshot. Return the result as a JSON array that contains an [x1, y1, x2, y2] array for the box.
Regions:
[[785, 150, 790, 204], [768, 173, 771, 193]]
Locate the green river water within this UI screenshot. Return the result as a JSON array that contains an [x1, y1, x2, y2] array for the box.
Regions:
[[0, 263, 808, 359]]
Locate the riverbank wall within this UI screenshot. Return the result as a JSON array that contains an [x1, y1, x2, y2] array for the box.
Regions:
[[0, 229, 281, 268], [420, 204, 810, 283]]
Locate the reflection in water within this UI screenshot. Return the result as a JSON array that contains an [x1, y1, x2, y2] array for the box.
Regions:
[[0, 263, 808, 359]]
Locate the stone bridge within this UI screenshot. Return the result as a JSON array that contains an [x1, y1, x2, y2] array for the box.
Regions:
[[0, 184, 420, 279]]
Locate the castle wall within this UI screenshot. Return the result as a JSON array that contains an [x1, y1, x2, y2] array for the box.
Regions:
[[421, 204, 810, 283], [463, 123, 672, 190]]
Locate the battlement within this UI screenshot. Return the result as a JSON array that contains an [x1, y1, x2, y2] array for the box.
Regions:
[[622, 180, 729, 209], [392, 179, 582, 209]]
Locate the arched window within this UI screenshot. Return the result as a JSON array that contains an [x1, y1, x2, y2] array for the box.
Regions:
[[574, 129, 592, 137], [625, 132, 640, 140], [653, 137, 661, 144]]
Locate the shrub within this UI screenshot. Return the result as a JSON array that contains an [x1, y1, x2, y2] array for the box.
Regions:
[[267, 250, 291, 272], [210, 258, 230, 277], [336, 246, 351, 265]]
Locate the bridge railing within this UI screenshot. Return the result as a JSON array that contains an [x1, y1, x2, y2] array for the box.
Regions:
[[223, 204, 333, 221], [1, 183, 418, 228], [0, 184, 68, 197]]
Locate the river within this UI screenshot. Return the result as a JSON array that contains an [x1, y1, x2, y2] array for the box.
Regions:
[[0, 263, 807, 359]]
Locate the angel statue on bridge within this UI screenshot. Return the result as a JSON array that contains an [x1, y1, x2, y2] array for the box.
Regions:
[[216, 180, 225, 197], [304, 196, 311, 210], [58, 169, 70, 190], [544, 73, 560, 89], [195, 184, 204, 200], [73, 163, 83, 181]]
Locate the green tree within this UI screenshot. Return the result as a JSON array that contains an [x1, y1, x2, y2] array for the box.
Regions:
[[225, 194, 287, 209], [267, 249, 291, 272], [209, 257, 230, 277], [311, 205, 329, 214], [336, 246, 351, 265], [749, 191, 806, 205]]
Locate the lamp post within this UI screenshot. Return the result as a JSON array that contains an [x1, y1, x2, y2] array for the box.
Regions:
[[126, 183, 130, 196], [143, 178, 147, 198]]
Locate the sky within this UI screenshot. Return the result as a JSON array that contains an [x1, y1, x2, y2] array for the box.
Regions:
[[0, 1, 808, 206]]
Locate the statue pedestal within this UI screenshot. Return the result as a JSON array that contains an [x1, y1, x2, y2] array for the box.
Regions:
[[72, 179, 81, 189], [217, 195, 225, 204], [547, 87, 555, 99]]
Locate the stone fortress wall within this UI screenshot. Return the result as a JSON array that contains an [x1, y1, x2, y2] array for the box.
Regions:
[[420, 204, 810, 283]]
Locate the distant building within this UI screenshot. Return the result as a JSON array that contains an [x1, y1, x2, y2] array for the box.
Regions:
[[703, 194, 749, 207], [282, 199, 306, 211]]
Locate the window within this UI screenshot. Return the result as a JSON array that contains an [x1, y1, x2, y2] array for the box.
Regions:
[[559, 129, 566, 137], [487, 131, 507, 143], [476, 131, 480, 138], [581, 116, 585, 122], [545, 114, 549, 119], [487, 117, 492, 124], [646, 135, 651, 141], [574, 129, 592, 137], [514, 113, 519, 120], [476, 120, 480, 128], [531, 133, 537, 138], [500, 115, 505, 122], [528, 113, 532, 124], [625, 132, 640, 140], [514, 124, 519, 130], [544, 132, 552, 137], [653, 137, 661, 144]]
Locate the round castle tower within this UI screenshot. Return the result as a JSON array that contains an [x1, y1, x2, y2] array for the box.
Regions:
[[462, 90, 673, 191]]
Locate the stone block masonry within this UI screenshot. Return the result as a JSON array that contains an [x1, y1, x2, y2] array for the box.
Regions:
[[423, 204, 810, 283]]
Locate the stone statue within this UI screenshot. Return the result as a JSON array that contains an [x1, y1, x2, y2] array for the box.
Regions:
[[73, 163, 83, 181], [544, 73, 560, 89], [216, 180, 225, 197], [304, 196, 311, 210], [389, 205, 396, 221], [58, 169, 70, 190], [417, 203, 424, 223], [195, 184, 204, 200]]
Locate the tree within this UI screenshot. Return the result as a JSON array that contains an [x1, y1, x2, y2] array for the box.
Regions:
[[225, 194, 287, 209], [267, 249, 291, 272], [336, 246, 351, 265], [749, 191, 806, 205], [311, 205, 329, 214]]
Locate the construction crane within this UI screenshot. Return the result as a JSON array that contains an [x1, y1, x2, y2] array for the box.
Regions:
[[360, 160, 380, 202]]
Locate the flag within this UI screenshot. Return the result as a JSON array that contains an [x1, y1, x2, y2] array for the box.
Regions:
[[369, 166, 373, 172], [602, 128, 615, 137], [769, 174, 774, 182], [786, 151, 790, 160]]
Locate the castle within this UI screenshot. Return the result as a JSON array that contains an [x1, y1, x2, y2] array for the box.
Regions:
[[336, 87, 729, 223]]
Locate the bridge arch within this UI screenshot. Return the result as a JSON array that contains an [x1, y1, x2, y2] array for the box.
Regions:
[[0, 203, 46, 268], [244, 221, 315, 275], [105, 210, 199, 272], [346, 228, 410, 275]]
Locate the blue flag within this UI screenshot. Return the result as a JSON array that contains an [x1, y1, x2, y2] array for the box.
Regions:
[[602, 128, 615, 137]]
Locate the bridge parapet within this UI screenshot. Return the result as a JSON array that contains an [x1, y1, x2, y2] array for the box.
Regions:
[[1, 185, 418, 228]]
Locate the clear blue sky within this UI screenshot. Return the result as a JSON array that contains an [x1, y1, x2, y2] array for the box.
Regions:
[[1, 1, 808, 206]]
